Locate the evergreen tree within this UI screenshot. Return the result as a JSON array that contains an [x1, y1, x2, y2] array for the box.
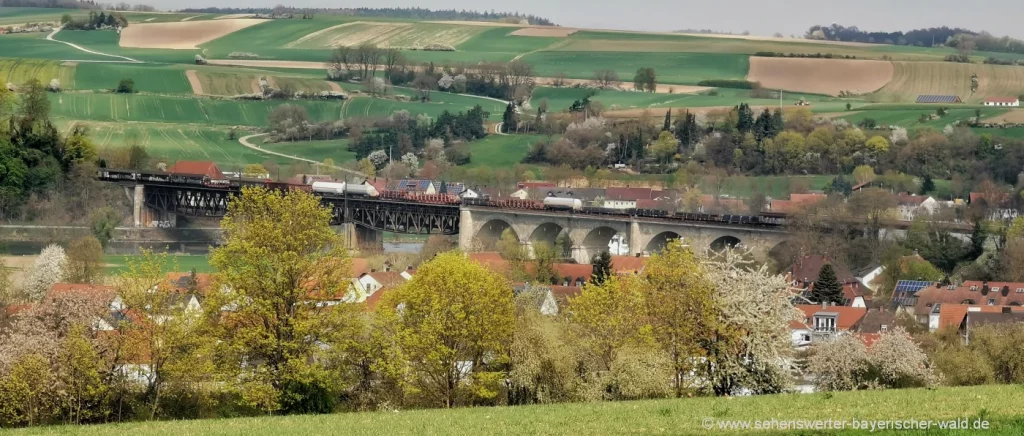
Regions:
[[663, 110, 671, 132], [968, 220, 985, 260], [501, 102, 517, 133], [753, 108, 773, 142], [736, 103, 755, 133], [674, 110, 698, 151], [770, 109, 785, 137], [811, 263, 844, 305], [824, 177, 853, 197], [920, 175, 935, 194], [591, 251, 613, 285]]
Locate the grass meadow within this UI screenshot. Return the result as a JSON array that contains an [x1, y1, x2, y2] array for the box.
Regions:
[[841, 106, 1008, 130], [254, 136, 356, 164], [7, 385, 1023, 435], [73, 62, 192, 94], [0, 58, 74, 88], [522, 51, 750, 86], [104, 253, 212, 275], [463, 134, 548, 168]]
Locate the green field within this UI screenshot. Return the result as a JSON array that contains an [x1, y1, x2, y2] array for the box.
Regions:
[[523, 51, 750, 86], [57, 121, 303, 168], [50, 93, 344, 126], [0, 58, 74, 88], [533, 87, 855, 113], [463, 134, 547, 168], [8, 385, 1023, 435], [841, 105, 1008, 129], [73, 62, 192, 94], [254, 136, 356, 164], [341, 93, 503, 121], [51, 29, 196, 64], [0, 32, 114, 61], [104, 253, 212, 275]]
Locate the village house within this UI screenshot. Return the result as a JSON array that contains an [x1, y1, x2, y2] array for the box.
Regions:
[[983, 97, 1020, 107], [894, 194, 938, 220], [787, 255, 869, 307], [928, 303, 1024, 333], [912, 281, 1024, 325], [791, 303, 868, 348], [969, 191, 1018, 220]]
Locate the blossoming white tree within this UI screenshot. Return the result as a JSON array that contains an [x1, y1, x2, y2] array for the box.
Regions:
[[24, 244, 67, 301]]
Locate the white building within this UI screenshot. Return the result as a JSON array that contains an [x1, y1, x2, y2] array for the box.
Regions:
[[983, 97, 1020, 107]]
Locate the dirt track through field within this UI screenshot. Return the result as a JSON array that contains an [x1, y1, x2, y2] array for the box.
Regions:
[[983, 109, 1024, 123], [747, 57, 894, 96], [249, 78, 261, 94], [119, 19, 267, 49], [185, 70, 204, 95], [325, 81, 343, 93]]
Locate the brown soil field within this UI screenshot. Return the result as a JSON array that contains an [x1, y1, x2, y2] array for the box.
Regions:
[[249, 78, 261, 94], [747, 57, 894, 96], [119, 19, 267, 49], [326, 81, 343, 93], [510, 28, 578, 37], [185, 69, 204, 95], [982, 109, 1024, 123], [871, 61, 1024, 104]]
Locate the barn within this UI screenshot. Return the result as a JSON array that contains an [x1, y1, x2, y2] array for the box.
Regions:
[[915, 95, 962, 104], [983, 97, 1020, 107]]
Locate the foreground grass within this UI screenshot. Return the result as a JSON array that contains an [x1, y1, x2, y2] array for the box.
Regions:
[[9, 385, 1024, 435]]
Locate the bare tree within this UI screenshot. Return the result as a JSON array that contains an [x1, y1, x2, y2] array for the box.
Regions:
[[592, 69, 619, 89], [329, 46, 354, 79], [355, 44, 382, 80], [412, 72, 438, 101], [500, 60, 536, 101], [382, 48, 404, 81]]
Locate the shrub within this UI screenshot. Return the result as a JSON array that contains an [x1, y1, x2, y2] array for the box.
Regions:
[[696, 79, 758, 89], [115, 78, 135, 93]]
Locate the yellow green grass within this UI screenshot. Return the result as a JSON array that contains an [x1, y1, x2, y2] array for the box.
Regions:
[[271, 76, 336, 93], [0, 58, 74, 88], [871, 61, 1024, 104], [193, 71, 337, 96], [285, 21, 492, 49], [7, 385, 1024, 435]]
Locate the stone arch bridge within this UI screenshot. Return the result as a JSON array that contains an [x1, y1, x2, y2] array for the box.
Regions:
[[459, 206, 793, 264]]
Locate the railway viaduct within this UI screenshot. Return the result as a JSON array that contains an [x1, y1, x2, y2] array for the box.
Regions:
[[458, 206, 793, 264]]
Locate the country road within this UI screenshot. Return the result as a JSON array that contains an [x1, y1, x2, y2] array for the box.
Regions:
[[238, 133, 366, 178]]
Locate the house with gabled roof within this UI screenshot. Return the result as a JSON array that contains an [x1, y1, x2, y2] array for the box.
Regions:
[[983, 97, 1019, 107], [791, 303, 867, 348]]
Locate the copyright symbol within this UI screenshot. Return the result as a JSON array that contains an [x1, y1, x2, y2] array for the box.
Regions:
[[702, 417, 714, 430]]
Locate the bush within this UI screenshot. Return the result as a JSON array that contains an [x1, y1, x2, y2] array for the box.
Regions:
[[116, 78, 135, 93], [696, 79, 759, 89]]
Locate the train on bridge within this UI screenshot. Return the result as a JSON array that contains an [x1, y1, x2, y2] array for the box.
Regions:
[[97, 168, 787, 228]]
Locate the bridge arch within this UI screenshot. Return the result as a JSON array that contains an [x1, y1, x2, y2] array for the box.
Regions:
[[578, 226, 620, 263], [474, 219, 518, 251], [709, 235, 742, 252], [767, 240, 799, 273], [529, 222, 573, 257], [644, 231, 681, 254]]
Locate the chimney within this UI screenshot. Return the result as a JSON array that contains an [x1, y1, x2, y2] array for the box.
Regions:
[[822, 301, 828, 310]]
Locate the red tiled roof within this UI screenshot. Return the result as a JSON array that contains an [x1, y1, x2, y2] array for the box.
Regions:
[[365, 178, 388, 193], [858, 333, 882, 348], [350, 258, 371, 277], [969, 192, 1011, 206], [165, 272, 213, 294], [550, 285, 582, 304], [167, 161, 224, 179], [914, 281, 1024, 316], [4, 304, 33, 317], [610, 256, 646, 274], [552, 263, 593, 281], [606, 187, 655, 201], [795, 304, 867, 331], [937, 304, 1024, 330], [469, 252, 509, 272], [364, 287, 390, 310], [788, 255, 853, 284], [364, 271, 406, 288], [47, 283, 115, 302], [842, 282, 868, 303], [984, 97, 1019, 103]]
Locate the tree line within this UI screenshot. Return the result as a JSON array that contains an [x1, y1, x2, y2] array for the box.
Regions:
[[805, 23, 1024, 56]]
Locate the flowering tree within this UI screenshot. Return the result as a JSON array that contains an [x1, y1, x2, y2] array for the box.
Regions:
[[24, 244, 67, 301], [400, 152, 418, 171], [438, 73, 454, 90], [869, 327, 934, 388], [808, 334, 870, 391], [701, 247, 803, 395], [367, 150, 388, 169], [889, 127, 908, 144]]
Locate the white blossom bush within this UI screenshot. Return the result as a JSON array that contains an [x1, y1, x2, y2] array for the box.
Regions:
[[452, 74, 467, 93], [869, 327, 935, 388], [943, 124, 955, 136], [401, 152, 419, 170], [367, 150, 389, 169], [808, 334, 870, 391], [48, 78, 60, 92], [24, 244, 67, 301], [890, 127, 908, 144], [437, 73, 454, 90]]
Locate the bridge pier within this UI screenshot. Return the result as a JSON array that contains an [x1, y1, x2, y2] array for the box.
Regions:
[[341, 223, 384, 252], [128, 184, 177, 228]]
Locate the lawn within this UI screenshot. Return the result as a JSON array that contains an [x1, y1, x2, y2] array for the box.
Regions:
[[521, 51, 750, 86], [8, 385, 1024, 435], [254, 136, 356, 165], [73, 62, 192, 94], [104, 253, 212, 275], [463, 134, 548, 168], [0, 57, 74, 88]]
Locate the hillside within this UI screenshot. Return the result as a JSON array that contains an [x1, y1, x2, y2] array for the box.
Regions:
[[7, 385, 1024, 435]]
